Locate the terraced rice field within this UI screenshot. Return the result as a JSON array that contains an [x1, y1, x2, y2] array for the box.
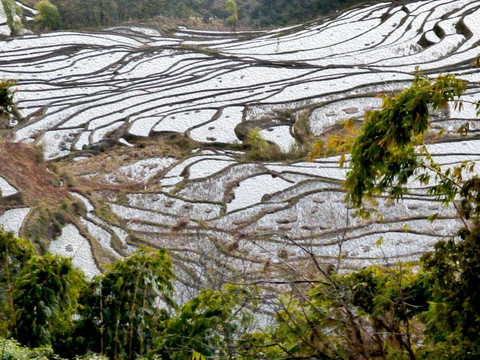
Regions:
[[2, 0, 480, 292]]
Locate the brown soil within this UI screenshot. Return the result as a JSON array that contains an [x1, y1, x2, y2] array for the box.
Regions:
[[0, 141, 69, 208], [62, 135, 197, 180]]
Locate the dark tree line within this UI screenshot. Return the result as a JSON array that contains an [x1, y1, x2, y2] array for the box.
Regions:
[[50, 0, 226, 28], [250, 0, 372, 27], [47, 0, 382, 29]]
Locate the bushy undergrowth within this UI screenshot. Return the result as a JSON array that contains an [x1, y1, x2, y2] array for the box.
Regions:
[[0, 338, 52, 360], [244, 126, 310, 162], [0, 231, 257, 359], [0, 338, 108, 360]]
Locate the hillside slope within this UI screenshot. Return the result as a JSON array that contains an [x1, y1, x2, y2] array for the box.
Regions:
[[1, 0, 480, 294]]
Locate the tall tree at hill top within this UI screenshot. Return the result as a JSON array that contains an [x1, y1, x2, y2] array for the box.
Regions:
[[34, 0, 62, 30], [225, 0, 238, 31]]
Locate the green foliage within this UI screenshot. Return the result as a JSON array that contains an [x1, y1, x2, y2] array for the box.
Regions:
[[246, 126, 269, 157], [345, 74, 467, 212], [0, 80, 16, 119], [73, 246, 175, 360], [225, 0, 237, 31], [0, 0, 22, 35], [1, 232, 259, 359], [418, 222, 480, 358], [257, 265, 425, 359], [34, 0, 62, 30], [244, 126, 292, 161], [12, 252, 87, 348], [155, 285, 256, 359], [250, 0, 378, 27], [53, 0, 164, 28], [0, 337, 108, 360], [0, 231, 34, 337], [237, 331, 285, 359], [0, 337, 52, 360], [46, 0, 379, 31], [342, 69, 480, 359]]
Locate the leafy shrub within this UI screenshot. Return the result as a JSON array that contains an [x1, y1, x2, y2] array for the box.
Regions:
[[246, 127, 270, 157], [225, 0, 238, 31], [13, 253, 87, 348], [34, 0, 62, 30], [73, 246, 175, 360], [0, 338, 51, 360], [244, 126, 310, 161], [0, 231, 34, 337], [244, 126, 286, 161], [154, 285, 256, 359], [0, 80, 17, 118]]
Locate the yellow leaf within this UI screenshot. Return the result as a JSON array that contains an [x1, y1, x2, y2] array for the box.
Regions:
[[344, 118, 355, 132], [376, 237, 384, 247]]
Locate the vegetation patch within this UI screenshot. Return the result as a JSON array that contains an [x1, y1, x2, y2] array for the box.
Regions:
[[62, 135, 199, 181], [0, 141, 70, 209], [22, 199, 85, 252]]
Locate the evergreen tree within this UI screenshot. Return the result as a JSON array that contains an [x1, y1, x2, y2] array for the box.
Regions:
[[12, 252, 87, 348], [225, 0, 238, 31], [0, 230, 34, 337], [34, 0, 62, 30], [74, 246, 175, 360], [0, 80, 16, 118]]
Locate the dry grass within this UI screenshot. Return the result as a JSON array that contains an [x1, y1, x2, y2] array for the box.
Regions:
[[0, 141, 92, 250], [62, 136, 196, 179], [0, 141, 69, 208]]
